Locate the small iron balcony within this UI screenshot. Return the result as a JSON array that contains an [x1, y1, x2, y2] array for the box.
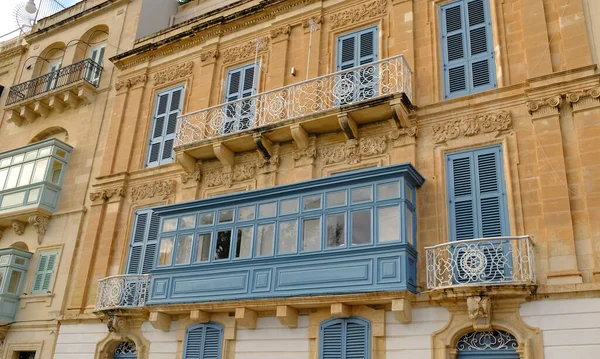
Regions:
[[425, 236, 535, 290], [95, 274, 150, 311], [176, 54, 412, 148]]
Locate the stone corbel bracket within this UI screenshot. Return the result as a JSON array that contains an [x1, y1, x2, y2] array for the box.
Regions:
[[181, 160, 203, 184], [28, 215, 50, 245], [89, 187, 126, 203], [12, 220, 26, 235], [467, 295, 492, 331]]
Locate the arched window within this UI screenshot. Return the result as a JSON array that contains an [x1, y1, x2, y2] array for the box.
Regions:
[[456, 330, 518, 358], [319, 317, 370, 359], [183, 322, 223, 359], [113, 341, 137, 359]]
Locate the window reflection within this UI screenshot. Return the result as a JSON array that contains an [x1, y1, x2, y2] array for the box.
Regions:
[[303, 195, 321, 211], [32, 159, 48, 183], [327, 191, 346, 207], [378, 206, 400, 242], [215, 230, 232, 260], [50, 161, 63, 184], [257, 224, 274, 256], [302, 218, 321, 251], [199, 213, 214, 226], [175, 235, 193, 265], [158, 237, 174, 266], [278, 220, 297, 254], [195, 233, 212, 262], [352, 210, 371, 245], [219, 209, 234, 223], [236, 227, 253, 258], [280, 199, 298, 215], [7, 271, 22, 294], [327, 214, 345, 248], [259, 202, 276, 218]]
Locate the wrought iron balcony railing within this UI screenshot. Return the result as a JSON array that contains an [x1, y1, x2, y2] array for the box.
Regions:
[[95, 274, 150, 311], [6, 58, 103, 106], [176, 54, 412, 146], [425, 236, 535, 290]]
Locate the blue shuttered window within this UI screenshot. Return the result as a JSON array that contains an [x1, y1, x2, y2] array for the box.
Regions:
[[320, 317, 370, 359], [32, 251, 58, 293], [127, 209, 160, 275], [147, 86, 184, 167], [440, 0, 496, 99], [446, 145, 509, 241], [223, 63, 258, 134], [184, 322, 223, 359]]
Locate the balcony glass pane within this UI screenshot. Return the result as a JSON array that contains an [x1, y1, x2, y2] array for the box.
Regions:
[[175, 235, 193, 265], [302, 218, 321, 251], [405, 182, 413, 204], [1, 192, 25, 208], [406, 206, 414, 245], [352, 186, 372, 203], [0, 268, 5, 289], [378, 206, 400, 242], [199, 213, 214, 226], [378, 182, 399, 200], [219, 209, 234, 223], [0, 256, 9, 265], [195, 233, 212, 262], [7, 271, 22, 294], [55, 149, 67, 158], [50, 161, 63, 184], [0, 169, 7, 189], [238, 206, 255, 221], [215, 230, 232, 260], [0, 159, 10, 168], [25, 150, 37, 161], [236, 227, 253, 258], [303, 195, 321, 211], [15, 258, 26, 266], [38, 147, 52, 157], [162, 218, 177, 232], [259, 202, 276, 218], [28, 188, 40, 204], [12, 154, 24, 165], [18, 162, 34, 187], [280, 198, 298, 215], [352, 210, 371, 245], [326, 214, 346, 248], [257, 224, 275, 256], [278, 220, 297, 254], [5, 166, 20, 189], [32, 159, 48, 183], [158, 237, 174, 266], [327, 191, 346, 207], [180, 215, 196, 229]]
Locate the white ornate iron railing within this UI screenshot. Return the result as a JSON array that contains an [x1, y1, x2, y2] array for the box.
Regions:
[[425, 236, 535, 290], [176, 54, 413, 146], [95, 274, 150, 311]]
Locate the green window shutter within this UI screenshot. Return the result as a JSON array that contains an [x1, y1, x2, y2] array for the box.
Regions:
[[32, 251, 58, 294], [126, 210, 160, 275], [147, 86, 185, 167]]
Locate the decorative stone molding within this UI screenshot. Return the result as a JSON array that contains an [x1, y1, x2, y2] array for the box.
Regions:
[[12, 220, 25, 235], [320, 136, 387, 165], [181, 162, 203, 184], [153, 61, 194, 86], [200, 49, 219, 62], [28, 215, 50, 245], [566, 86, 600, 111], [130, 180, 176, 202], [432, 110, 512, 144], [89, 187, 126, 202], [205, 163, 256, 188], [258, 154, 280, 169], [293, 145, 317, 161], [467, 295, 491, 331], [302, 15, 323, 28], [390, 126, 418, 140], [222, 37, 269, 64], [329, 0, 387, 30], [107, 315, 129, 333], [270, 25, 291, 39], [115, 74, 147, 91], [526, 95, 561, 117]]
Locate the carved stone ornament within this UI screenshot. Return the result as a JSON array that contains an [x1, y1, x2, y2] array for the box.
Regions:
[[154, 61, 194, 86], [28, 215, 50, 244], [205, 163, 256, 188], [115, 74, 147, 91], [222, 37, 269, 64], [130, 180, 176, 202], [107, 315, 129, 333], [390, 126, 418, 140], [293, 145, 317, 161], [257, 154, 280, 169], [329, 0, 387, 30], [270, 25, 291, 39], [181, 162, 203, 184], [432, 110, 512, 144], [467, 295, 492, 331], [566, 86, 600, 110], [0, 227, 4, 240], [89, 187, 126, 202], [320, 136, 387, 165], [12, 220, 25, 235], [200, 49, 219, 62], [302, 15, 323, 28], [526, 95, 562, 116]]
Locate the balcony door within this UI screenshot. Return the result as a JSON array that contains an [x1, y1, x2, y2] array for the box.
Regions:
[[446, 145, 510, 284], [44, 61, 62, 93], [85, 45, 105, 85], [335, 26, 378, 105], [223, 63, 258, 134]]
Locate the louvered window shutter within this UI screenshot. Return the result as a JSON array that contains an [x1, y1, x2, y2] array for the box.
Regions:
[[184, 323, 224, 359], [336, 27, 378, 71], [320, 317, 370, 359], [126, 210, 160, 275], [32, 251, 58, 293], [147, 86, 185, 167], [224, 63, 258, 134], [447, 146, 508, 242], [142, 212, 160, 274], [441, 0, 496, 99]]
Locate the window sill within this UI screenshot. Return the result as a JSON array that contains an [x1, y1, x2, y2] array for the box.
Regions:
[[19, 292, 54, 309]]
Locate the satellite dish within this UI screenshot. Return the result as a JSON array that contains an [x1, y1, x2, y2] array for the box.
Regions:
[[14, 2, 36, 32]]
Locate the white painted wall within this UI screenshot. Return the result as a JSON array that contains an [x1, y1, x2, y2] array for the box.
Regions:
[[386, 307, 450, 359], [235, 316, 309, 359], [142, 321, 178, 359], [54, 322, 107, 359], [521, 298, 600, 359]]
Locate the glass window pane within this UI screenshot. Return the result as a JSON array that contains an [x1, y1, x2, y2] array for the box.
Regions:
[[0, 256, 9, 265], [327, 191, 346, 207], [257, 224, 274, 256], [280, 198, 299, 215], [0, 169, 7, 189], [25, 150, 38, 161], [180, 215, 196, 229], [326, 214, 345, 248], [158, 237, 174, 266], [238, 206, 255, 221], [406, 206, 414, 245], [302, 218, 321, 251], [55, 149, 67, 158], [278, 220, 297, 254], [7, 271, 22, 294], [162, 218, 177, 232], [195, 233, 212, 263], [18, 162, 34, 187], [28, 188, 40, 204], [0, 159, 10, 168], [0, 268, 5, 290], [175, 235, 193, 265], [32, 159, 48, 183], [38, 147, 52, 157], [352, 210, 371, 245], [378, 182, 399, 200], [259, 202, 276, 218], [303, 195, 321, 211], [199, 213, 214, 226], [219, 209, 234, 223], [50, 161, 63, 184], [215, 230, 232, 260], [236, 227, 253, 258], [5, 166, 21, 189], [12, 154, 24, 165], [351, 186, 372, 203], [14, 257, 26, 266], [1, 192, 25, 208], [378, 206, 400, 242], [405, 182, 414, 203]]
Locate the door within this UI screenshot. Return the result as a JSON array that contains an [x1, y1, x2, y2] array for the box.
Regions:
[[86, 45, 105, 85], [44, 61, 62, 93], [223, 63, 257, 134]]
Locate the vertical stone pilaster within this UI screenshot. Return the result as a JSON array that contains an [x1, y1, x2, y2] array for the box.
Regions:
[[556, 0, 592, 69], [195, 46, 219, 110], [519, 0, 553, 77], [303, 15, 322, 80], [100, 87, 129, 176], [267, 25, 291, 90], [390, 0, 414, 68], [114, 80, 147, 174]]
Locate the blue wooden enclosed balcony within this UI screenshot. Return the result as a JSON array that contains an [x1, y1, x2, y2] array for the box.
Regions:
[[95, 164, 424, 311]]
